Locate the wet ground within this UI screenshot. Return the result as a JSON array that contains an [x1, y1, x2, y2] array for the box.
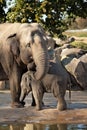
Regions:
[[0, 90, 87, 124]]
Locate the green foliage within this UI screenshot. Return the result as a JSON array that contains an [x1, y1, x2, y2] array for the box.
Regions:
[[71, 41, 87, 50], [5, 0, 87, 37], [6, 0, 39, 23], [0, 0, 6, 23]]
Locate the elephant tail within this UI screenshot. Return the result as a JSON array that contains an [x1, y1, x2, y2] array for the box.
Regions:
[[67, 72, 72, 103]]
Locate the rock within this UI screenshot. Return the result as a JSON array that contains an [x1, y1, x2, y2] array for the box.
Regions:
[[63, 57, 87, 90], [61, 48, 87, 58], [47, 36, 56, 49]]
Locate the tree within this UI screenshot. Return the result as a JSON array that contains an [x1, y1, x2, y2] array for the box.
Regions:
[[6, 0, 39, 23], [6, 0, 87, 37], [0, 0, 6, 23]]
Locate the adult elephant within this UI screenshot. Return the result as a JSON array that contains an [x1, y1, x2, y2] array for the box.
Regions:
[[0, 23, 49, 108]]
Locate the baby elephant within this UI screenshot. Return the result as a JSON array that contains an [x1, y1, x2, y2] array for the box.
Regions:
[[20, 61, 69, 111]]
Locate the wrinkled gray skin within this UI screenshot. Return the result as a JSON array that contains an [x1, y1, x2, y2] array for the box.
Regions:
[[20, 60, 70, 111], [0, 23, 49, 108]]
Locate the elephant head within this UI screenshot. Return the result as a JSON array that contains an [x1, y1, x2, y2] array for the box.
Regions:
[[8, 23, 49, 80], [20, 71, 32, 102]]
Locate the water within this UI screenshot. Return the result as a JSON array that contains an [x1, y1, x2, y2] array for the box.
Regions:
[[0, 123, 87, 130]]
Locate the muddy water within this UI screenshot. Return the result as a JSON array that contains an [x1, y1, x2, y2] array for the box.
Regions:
[[0, 123, 87, 130]]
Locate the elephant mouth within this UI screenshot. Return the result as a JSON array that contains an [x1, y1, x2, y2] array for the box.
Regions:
[[27, 61, 36, 71]]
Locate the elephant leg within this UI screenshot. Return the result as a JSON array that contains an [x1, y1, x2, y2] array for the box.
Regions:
[[9, 78, 22, 108], [57, 96, 67, 111], [9, 64, 24, 108], [0, 63, 8, 80], [0, 51, 25, 108], [53, 82, 67, 111], [32, 85, 43, 110], [31, 92, 44, 107], [31, 93, 36, 106]]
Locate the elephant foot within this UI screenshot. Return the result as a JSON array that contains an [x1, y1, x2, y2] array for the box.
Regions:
[[31, 101, 44, 107], [57, 101, 67, 111], [20, 101, 25, 106], [36, 103, 43, 111], [11, 102, 25, 108], [36, 106, 42, 111], [31, 101, 36, 106]]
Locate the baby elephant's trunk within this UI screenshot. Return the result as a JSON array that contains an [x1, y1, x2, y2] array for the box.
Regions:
[[20, 89, 26, 102]]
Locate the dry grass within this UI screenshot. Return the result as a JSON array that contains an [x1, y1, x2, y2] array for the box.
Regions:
[[63, 31, 87, 37], [70, 41, 87, 50], [63, 30, 87, 50]]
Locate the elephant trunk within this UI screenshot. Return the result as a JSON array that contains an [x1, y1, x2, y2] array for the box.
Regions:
[[33, 50, 49, 80], [20, 89, 27, 102]]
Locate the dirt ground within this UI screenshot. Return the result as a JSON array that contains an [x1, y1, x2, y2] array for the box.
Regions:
[[0, 90, 87, 124]]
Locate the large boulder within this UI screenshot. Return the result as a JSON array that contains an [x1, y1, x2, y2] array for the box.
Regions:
[[79, 53, 87, 70], [61, 48, 87, 58], [63, 57, 87, 90], [47, 36, 56, 49], [49, 44, 87, 90]]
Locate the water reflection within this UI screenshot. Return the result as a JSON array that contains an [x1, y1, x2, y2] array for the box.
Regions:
[[0, 123, 87, 130]]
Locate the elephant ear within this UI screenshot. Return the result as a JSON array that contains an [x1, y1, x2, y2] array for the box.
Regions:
[[7, 33, 20, 57]]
